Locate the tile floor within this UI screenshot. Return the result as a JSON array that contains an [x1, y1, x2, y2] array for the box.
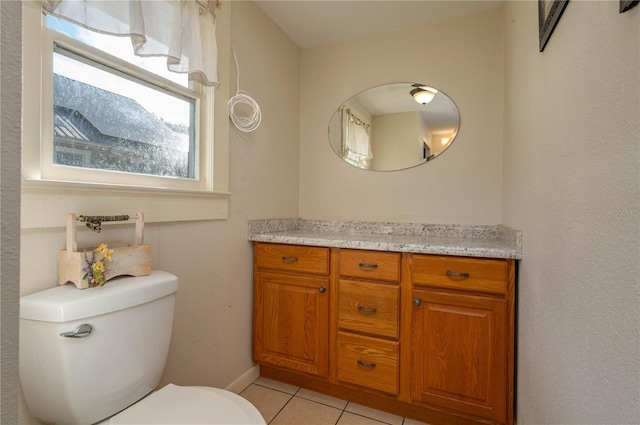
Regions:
[[239, 377, 428, 425]]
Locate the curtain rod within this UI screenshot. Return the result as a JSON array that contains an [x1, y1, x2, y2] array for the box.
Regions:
[[346, 108, 370, 129]]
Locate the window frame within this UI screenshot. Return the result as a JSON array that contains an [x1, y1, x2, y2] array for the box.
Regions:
[[45, 31, 204, 189], [21, 1, 231, 228]]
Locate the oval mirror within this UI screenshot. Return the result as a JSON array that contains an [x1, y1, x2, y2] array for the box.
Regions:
[[328, 82, 460, 171]]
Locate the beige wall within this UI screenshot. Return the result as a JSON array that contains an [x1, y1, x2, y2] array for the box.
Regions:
[[17, 1, 300, 423], [502, 1, 639, 423], [160, 0, 301, 388], [299, 8, 504, 225], [7, 1, 639, 424], [371, 112, 424, 171]]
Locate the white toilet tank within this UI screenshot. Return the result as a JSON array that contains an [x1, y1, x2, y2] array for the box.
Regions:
[[20, 271, 179, 425]]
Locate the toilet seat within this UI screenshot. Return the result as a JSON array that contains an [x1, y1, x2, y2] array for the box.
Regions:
[[107, 384, 266, 424]]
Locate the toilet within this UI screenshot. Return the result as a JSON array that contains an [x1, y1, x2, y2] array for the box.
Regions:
[[19, 271, 265, 425]]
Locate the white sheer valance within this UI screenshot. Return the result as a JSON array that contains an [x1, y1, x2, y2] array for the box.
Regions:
[[42, 0, 219, 87], [343, 108, 372, 168]]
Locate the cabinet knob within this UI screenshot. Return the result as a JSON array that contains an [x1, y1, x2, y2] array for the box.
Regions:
[[414, 297, 422, 306], [318, 285, 327, 293]]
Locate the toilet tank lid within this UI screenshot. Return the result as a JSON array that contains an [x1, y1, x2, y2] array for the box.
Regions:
[[20, 271, 179, 323]]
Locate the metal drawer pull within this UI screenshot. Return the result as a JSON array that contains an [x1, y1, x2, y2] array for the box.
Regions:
[[282, 256, 298, 262], [446, 271, 470, 278], [357, 306, 377, 313], [60, 323, 93, 338], [358, 263, 378, 269], [357, 360, 377, 368], [414, 297, 422, 306], [318, 285, 327, 293]]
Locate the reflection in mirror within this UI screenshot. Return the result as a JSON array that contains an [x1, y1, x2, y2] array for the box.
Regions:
[[328, 82, 460, 171]]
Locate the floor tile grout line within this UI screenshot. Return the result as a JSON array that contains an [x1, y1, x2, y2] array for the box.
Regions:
[[290, 393, 346, 419], [266, 392, 345, 425], [285, 393, 400, 425], [251, 382, 300, 397], [334, 409, 346, 425], [293, 393, 348, 411], [340, 410, 398, 425], [249, 380, 415, 425], [266, 392, 296, 425]]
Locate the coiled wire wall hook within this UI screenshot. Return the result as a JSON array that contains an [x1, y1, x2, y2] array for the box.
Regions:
[[227, 41, 261, 132]]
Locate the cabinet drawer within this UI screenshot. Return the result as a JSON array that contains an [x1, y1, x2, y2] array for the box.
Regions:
[[255, 243, 329, 275], [337, 332, 399, 395], [413, 255, 507, 294], [339, 249, 401, 282], [338, 280, 399, 338]]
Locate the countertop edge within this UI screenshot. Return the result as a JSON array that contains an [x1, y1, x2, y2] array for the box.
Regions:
[[248, 219, 522, 260]]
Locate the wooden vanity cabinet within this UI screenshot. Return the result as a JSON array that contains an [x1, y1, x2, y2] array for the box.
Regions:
[[253, 243, 515, 425], [411, 255, 515, 424], [253, 243, 330, 377]]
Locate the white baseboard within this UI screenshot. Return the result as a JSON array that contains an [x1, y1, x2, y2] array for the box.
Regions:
[[225, 364, 260, 394]]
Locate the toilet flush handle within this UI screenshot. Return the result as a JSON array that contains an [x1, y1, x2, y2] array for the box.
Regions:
[[60, 324, 93, 338]]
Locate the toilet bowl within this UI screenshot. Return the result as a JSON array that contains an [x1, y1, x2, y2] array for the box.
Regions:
[[19, 271, 265, 425], [103, 384, 265, 424]]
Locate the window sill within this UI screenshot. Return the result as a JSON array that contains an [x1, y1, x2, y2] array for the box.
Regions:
[[21, 178, 230, 229]]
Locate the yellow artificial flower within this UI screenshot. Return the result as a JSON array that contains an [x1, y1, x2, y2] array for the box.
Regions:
[[97, 243, 113, 262], [85, 243, 114, 287]]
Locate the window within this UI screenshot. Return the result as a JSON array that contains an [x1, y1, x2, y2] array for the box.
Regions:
[[53, 43, 195, 176], [341, 107, 373, 170], [44, 14, 204, 189], [22, 1, 231, 228]]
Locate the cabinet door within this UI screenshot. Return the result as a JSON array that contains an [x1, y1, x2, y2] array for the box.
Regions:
[[254, 272, 329, 377], [411, 289, 506, 422]]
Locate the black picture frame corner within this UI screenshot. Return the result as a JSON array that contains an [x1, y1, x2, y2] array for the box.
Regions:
[[620, 0, 639, 13], [538, 0, 570, 52]]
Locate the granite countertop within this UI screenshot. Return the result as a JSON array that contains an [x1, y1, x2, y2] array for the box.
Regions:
[[248, 219, 522, 260]]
